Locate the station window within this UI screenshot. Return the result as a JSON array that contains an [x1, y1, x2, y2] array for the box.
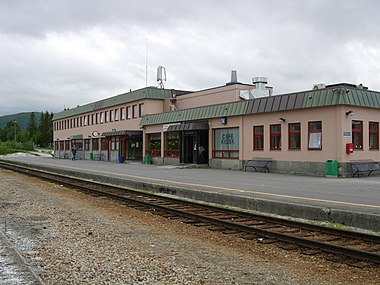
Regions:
[[213, 128, 239, 159], [110, 137, 118, 150], [147, 133, 161, 157], [289, 123, 301, 150], [105, 111, 108, 123], [308, 121, 322, 150], [127, 106, 132, 119], [84, 139, 91, 151], [100, 112, 104, 124], [139, 103, 145, 117], [115, 109, 119, 121], [352, 121, 363, 149], [73, 140, 83, 151], [92, 138, 99, 151], [110, 110, 114, 122], [270, 124, 281, 150], [133, 105, 138, 118], [253, 125, 264, 150], [164, 132, 180, 157], [101, 138, 107, 151], [83, 116, 87, 126], [369, 122, 379, 150], [121, 107, 126, 120]]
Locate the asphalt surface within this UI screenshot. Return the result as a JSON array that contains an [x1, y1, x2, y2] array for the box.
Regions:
[[2, 155, 380, 232]]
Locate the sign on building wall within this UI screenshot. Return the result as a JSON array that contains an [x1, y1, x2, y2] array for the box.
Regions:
[[343, 131, 351, 138]]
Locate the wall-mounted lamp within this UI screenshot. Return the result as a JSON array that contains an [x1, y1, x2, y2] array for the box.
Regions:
[[346, 110, 354, 117], [279, 117, 286, 122]]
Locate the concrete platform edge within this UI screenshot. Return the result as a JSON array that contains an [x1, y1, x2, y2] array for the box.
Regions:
[[5, 160, 380, 233]]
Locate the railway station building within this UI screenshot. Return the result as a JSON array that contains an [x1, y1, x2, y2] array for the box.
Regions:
[[52, 73, 380, 177]]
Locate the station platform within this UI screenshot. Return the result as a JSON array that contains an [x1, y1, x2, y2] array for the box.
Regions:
[[2, 155, 380, 232]]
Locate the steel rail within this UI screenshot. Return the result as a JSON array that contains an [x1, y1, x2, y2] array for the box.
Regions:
[[1, 160, 380, 265]]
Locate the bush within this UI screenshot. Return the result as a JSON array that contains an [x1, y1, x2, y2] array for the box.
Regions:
[[0, 140, 35, 155]]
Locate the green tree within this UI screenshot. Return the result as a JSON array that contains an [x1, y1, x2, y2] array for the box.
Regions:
[[37, 111, 54, 147], [27, 112, 38, 142], [3, 121, 20, 142]]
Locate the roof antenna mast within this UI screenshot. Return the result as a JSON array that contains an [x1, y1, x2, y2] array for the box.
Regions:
[[145, 38, 148, 87]]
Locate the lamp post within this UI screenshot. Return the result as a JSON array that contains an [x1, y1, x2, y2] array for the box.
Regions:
[[14, 120, 17, 142]]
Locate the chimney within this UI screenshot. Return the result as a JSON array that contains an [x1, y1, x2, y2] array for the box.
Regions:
[[226, 70, 240, 85]]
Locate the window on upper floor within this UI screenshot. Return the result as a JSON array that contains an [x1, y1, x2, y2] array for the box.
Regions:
[[115, 108, 119, 121], [133, 105, 138, 118], [139, 103, 144, 117], [121, 107, 126, 120]]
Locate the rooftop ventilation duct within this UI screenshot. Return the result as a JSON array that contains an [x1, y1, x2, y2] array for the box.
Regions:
[[239, 76, 270, 100], [313, 83, 326, 90]]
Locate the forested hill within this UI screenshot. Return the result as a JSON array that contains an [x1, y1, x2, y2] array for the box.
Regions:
[[0, 112, 42, 130]]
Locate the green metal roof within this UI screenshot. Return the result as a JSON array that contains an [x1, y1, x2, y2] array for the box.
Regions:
[[141, 101, 248, 126], [53, 87, 183, 120], [142, 85, 380, 126], [301, 87, 380, 108]]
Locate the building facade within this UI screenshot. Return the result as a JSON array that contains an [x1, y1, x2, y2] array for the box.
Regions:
[[53, 78, 380, 177]]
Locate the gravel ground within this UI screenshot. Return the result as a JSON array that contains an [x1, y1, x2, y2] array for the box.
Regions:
[[1, 168, 379, 285]]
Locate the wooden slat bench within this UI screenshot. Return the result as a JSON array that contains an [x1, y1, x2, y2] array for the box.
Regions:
[[244, 158, 272, 173], [350, 159, 380, 178]]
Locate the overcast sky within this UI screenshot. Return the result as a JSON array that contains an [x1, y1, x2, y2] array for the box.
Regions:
[[1, 0, 380, 116]]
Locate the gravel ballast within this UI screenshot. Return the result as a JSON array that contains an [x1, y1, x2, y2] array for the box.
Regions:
[[1, 168, 379, 284]]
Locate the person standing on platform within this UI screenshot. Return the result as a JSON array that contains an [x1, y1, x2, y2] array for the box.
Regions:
[[71, 146, 77, 161]]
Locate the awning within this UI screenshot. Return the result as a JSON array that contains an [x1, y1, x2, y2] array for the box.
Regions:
[[166, 122, 209, 132], [101, 130, 142, 137]]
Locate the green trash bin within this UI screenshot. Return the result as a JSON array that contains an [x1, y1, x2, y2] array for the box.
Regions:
[[325, 160, 338, 177], [90, 153, 93, 160], [144, 154, 152, 164]]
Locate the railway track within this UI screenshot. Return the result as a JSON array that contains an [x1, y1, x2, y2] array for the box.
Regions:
[[1, 160, 380, 267]]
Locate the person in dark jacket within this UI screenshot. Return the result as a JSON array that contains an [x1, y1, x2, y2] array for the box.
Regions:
[[71, 146, 77, 161]]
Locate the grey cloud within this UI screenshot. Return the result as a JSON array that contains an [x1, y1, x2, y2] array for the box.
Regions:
[[1, 0, 380, 115]]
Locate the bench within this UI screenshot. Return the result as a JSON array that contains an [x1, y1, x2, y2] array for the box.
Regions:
[[350, 159, 380, 178], [244, 158, 272, 173]]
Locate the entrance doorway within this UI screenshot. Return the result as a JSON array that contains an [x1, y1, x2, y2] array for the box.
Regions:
[[182, 133, 194, 163], [181, 130, 209, 164], [126, 137, 143, 160], [196, 130, 208, 164]]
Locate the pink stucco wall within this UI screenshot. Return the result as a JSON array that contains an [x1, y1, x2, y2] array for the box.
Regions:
[[209, 105, 380, 163], [174, 84, 255, 109]]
